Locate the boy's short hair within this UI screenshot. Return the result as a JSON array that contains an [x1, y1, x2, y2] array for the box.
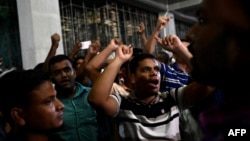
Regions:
[[72, 56, 85, 69], [48, 54, 72, 73], [129, 53, 156, 74]]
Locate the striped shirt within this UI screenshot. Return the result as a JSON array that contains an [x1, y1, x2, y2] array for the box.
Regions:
[[111, 87, 185, 141], [160, 62, 189, 92]]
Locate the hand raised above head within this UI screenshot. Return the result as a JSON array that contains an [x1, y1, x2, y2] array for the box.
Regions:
[[88, 41, 101, 55], [72, 41, 82, 51], [155, 16, 170, 32], [91, 38, 101, 48], [137, 22, 145, 35], [51, 33, 60, 47], [108, 38, 123, 50], [114, 44, 133, 63], [155, 34, 184, 53]]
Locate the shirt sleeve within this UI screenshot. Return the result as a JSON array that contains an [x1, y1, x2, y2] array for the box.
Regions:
[[110, 94, 121, 117], [169, 86, 188, 110]]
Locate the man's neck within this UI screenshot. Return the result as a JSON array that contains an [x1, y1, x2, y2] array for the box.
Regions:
[[57, 85, 77, 99], [135, 92, 157, 104]]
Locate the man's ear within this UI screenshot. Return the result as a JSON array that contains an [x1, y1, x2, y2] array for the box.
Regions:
[[11, 108, 26, 126]]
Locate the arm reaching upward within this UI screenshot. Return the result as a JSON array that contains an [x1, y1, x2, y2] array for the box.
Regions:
[[68, 41, 82, 61], [85, 38, 122, 83], [88, 43, 133, 117], [137, 22, 147, 48], [155, 35, 193, 71], [76, 39, 101, 85], [144, 16, 169, 54], [43, 33, 60, 72]]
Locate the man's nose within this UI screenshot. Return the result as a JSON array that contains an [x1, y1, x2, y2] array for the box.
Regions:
[[150, 69, 158, 75], [61, 71, 67, 77], [56, 98, 64, 111]]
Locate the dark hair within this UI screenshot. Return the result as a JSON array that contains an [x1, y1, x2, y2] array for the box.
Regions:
[[0, 69, 50, 124], [157, 51, 170, 64], [129, 53, 156, 74], [34, 62, 45, 70], [132, 48, 143, 56], [48, 54, 72, 73], [72, 56, 85, 69]]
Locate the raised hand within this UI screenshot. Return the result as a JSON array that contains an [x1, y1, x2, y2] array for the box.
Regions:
[[88, 39, 101, 55], [115, 44, 133, 63], [137, 22, 145, 35], [108, 38, 123, 50], [155, 34, 183, 52], [155, 16, 170, 32], [73, 41, 82, 52], [51, 33, 60, 48]]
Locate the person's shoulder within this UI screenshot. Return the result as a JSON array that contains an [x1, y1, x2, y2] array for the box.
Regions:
[[76, 82, 90, 88], [0, 67, 16, 78], [75, 82, 92, 93], [160, 62, 173, 72]]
